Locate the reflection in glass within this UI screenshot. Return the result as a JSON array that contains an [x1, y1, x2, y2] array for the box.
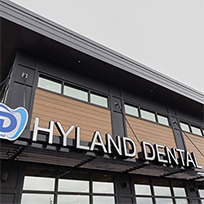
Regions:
[[175, 198, 188, 204], [140, 109, 156, 122], [191, 126, 202, 136], [38, 77, 61, 93], [64, 85, 88, 102], [154, 186, 171, 196], [58, 195, 89, 204], [93, 196, 115, 204], [155, 198, 173, 204], [21, 194, 54, 204], [199, 189, 204, 198], [125, 104, 139, 117], [134, 184, 151, 195], [93, 181, 114, 193], [23, 176, 55, 191], [90, 93, 108, 108], [180, 122, 190, 132], [58, 179, 89, 192], [136, 197, 153, 204], [157, 115, 169, 126], [173, 187, 186, 197]]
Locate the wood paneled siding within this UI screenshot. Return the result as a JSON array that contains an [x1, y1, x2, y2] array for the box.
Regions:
[[184, 133, 204, 168], [30, 89, 112, 142], [126, 116, 176, 158]]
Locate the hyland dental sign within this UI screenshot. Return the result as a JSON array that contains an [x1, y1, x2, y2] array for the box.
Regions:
[[32, 117, 202, 169], [0, 103, 28, 141], [0, 105, 202, 169]]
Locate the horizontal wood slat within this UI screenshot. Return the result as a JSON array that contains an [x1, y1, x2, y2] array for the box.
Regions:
[[126, 116, 176, 157], [30, 89, 112, 142], [184, 133, 204, 168]]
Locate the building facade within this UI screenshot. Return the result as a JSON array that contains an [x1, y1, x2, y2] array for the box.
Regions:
[[0, 1, 204, 203]]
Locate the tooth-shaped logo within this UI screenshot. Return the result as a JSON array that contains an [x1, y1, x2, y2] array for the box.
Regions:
[[0, 103, 28, 141]]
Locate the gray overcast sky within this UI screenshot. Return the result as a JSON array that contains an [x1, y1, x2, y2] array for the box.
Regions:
[[11, 0, 204, 94]]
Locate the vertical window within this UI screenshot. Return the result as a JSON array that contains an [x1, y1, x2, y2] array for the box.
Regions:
[[38, 76, 61, 93], [124, 104, 139, 117], [198, 187, 204, 204], [191, 126, 202, 136], [140, 109, 156, 122], [92, 173, 115, 204], [134, 179, 189, 204], [173, 183, 188, 204], [180, 122, 190, 132], [58, 171, 90, 204], [157, 114, 169, 126], [21, 176, 55, 204], [63, 85, 88, 102], [134, 178, 153, 204], [90, 93, 108, 108]]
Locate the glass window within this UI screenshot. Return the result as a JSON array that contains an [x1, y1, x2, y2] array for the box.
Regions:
[[191, 126, 202, 136], [157, 114, 169, 126], [124, 104, 139, 117], [38, 76, 61, 93], [155, 198, 173, 204], [154, 186, 171, 196], [140, 109, 156, 122], [199, 189, 204, 198], [93, 181, 114, 194], [58, 195, 89, 204], [134, 184, 151, 195], [58, 179, 89, 192], [64, 85, 88, 102], [175, 199, 188, 204], [180, 122, 190, 132], [136, 197, 153, 204], [21, 194, 54, 204], [23, 176, 55, 191], [93, 196, 115, 204], [173, 187, 186, 197], [90, 93, 108, 108]]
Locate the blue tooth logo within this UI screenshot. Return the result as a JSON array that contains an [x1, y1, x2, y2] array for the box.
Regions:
[[0, 103, 28, 141]]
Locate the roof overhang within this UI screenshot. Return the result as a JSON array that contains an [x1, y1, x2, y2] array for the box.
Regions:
[[1, 139, 204, 180], [0, 0, 203, 105]]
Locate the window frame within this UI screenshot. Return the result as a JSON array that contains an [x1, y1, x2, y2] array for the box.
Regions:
[[20, 169, 116, 204], [37, 74, 109, 109]]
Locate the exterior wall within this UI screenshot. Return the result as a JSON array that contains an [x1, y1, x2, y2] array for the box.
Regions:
[[126, 116, 176, 156], [30, 89, 112, 141], [184, 133, 204, 168]]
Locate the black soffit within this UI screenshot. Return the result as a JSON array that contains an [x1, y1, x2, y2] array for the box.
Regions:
[[1, 141, 204, 181], [0, 0, 203, 105]]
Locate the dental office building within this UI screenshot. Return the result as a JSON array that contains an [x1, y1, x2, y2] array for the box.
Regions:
[[0, 1, 204, 203]]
